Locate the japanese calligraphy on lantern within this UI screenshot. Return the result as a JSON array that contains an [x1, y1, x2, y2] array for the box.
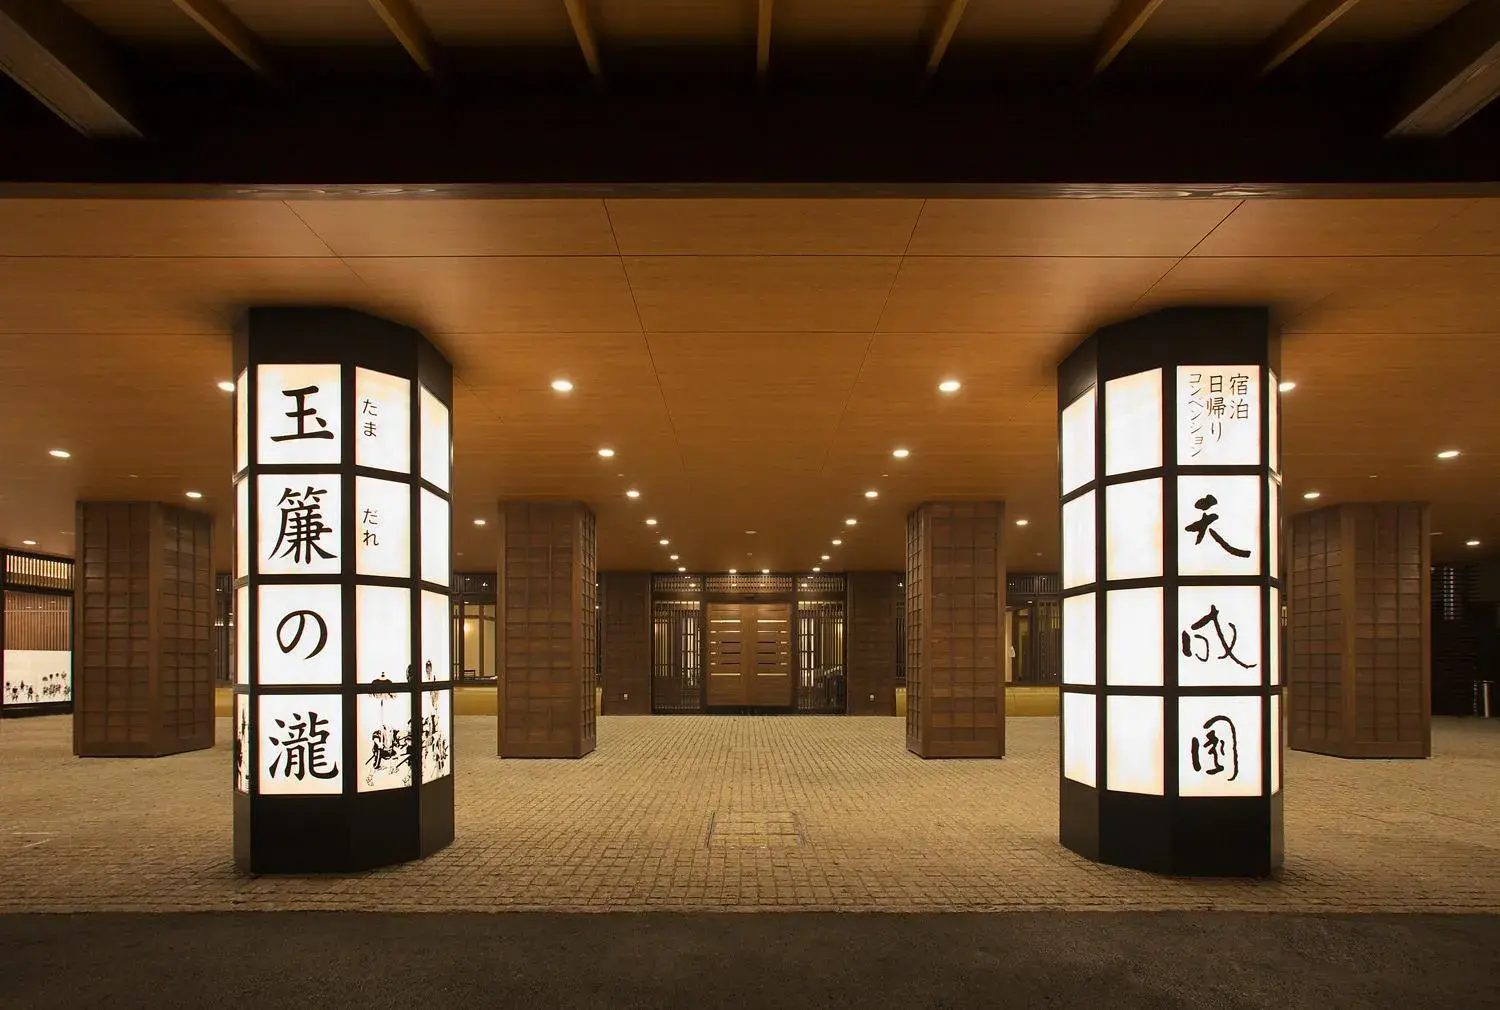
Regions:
[[421, 689, 452, 782], [259, 694, 344, 795], [355, 476, 411, 579], [1178, 694, 1261, 797], [355, 368, 411, 474], [256, 584, 342, 685], [256, 477, 341, 577], [356, 585, 411, 685], [256, 364, 341, 466], [358, 692, 413, 793], [420, 386, 451, 492], [1178, 585, 1261, 687], [1177, 475, 1260, 577], [1176, 366, 1260, 466]]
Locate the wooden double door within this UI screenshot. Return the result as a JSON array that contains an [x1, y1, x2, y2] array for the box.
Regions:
[[706, 601, 793, 707]]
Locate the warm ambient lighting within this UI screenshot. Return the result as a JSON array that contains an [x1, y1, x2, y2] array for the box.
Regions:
[[864, 490, 878, 498], [745, 530, 757, 535], [1468, 539, 1482, 547], [831, 539, 842, 546], [645, 518, 657, 526], [821, 554, 830, 560], [845, 518, 857, 526], [938, 379, 962, 393], [892, 448, 910, 458], [473, 518, 487, 526], [1303, 491, 1321, 500], [1278, 381, 1296, 392], [678, 566, 687, 572], [728, 568, 737, 574], [597, 447, 615, 458], [626, 489, 641, 498], [1016, 519, 1030, 527], [21, 540, 36, 546], [762, 569, 770, 574], [659, 539, 669, 546], [217, 380, 236, 392], [185, 491, 203, 499], [550, 379, 574, 392], [48, 449, 70, 459], [1437, 450, 1461, 459], [669, 554, 679, 561]]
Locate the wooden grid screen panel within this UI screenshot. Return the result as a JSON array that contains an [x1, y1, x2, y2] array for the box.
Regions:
[[1288, 503, 1431, 758], [498, 500, 596, 758], [905, 502, 1005, 758], [600, 572, 652, 714], [846, 571, 901, 715], [74, 501, 215, 757], [579, 509, 597, 751], [905, 510, 924, 751]]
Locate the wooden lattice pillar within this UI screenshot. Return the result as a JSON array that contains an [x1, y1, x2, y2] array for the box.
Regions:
[[498, 501, 597, 757], [74, 501, 215, 757], [600, 572, 651, 715], [846, 571, 902, 716], [1288, 502, 1432, 758], [905, 503, 1006, 757]]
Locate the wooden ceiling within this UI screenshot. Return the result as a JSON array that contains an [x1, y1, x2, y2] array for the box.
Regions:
[[0, 195, 1496, 574]]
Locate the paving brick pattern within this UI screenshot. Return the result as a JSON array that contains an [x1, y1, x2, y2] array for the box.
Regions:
[[2, 715, 1498, 913]]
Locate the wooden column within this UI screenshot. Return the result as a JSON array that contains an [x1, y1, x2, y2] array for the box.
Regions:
[[1288, 502, 1431, 758], [905, 502, 1005, 757], [74, 501, 214, 757], [846, 571, 902, 716], [600, 572, 651, 715], [498, 501, 597, 757]]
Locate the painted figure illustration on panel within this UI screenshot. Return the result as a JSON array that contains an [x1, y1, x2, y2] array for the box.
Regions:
[[421, 689, 452, 782], [358, 693, 413, 792]]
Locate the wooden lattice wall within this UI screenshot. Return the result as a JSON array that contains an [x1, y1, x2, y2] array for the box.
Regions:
[[905, 502, 1006, 758], [846, 571, 902, 716], [600, 572, 652, 715], [74, 502, 215, 757], [1288, 502, 1431, 758], [498, 501, 597, 758]]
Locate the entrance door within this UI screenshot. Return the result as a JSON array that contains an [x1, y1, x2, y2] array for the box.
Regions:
[[706, 602, 792, 707]]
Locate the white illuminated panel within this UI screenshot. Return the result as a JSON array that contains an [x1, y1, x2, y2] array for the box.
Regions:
[[1105, 588, 1163, 687], [258, 694, 344, 795], [1271, 694, 1282, 794], [235, 585, 249, 685], [235, 369, 248, 472], [1, 650, 71, 705], [1061, 593, 1096, 685], [1104, 369, 1162, 475], [420, 490, 450, 587], [356, 585, 412, 684], [1179, 694, 1262, 797], [421, 590, 451, 682], [1177, 475, 1259, 577], [1062, 491, 1096, 589], [1268, 370, 1280, 475], [421, 689, 453, 781], [357, 693, 414, 793], [256, 475, 342, 577], [1106, 695, 1164, 796], [1269, 587, 1281, 686], [1269, 477, 1280, 577], [1176, 365, 1260, 466], [1060, 387, 1096, 495], [1062, 692, 1096, 787], [256, 584, 342, 686], [1105, 478, 1163, 581], [234, 694, 249, 793], [354, 367, 411, 474], [420, 386, 451, 492], [355, 476, 411, 579], [235, 479, 249, 579], [1178, 585, 1262, 687], [256, 364, 341, 466]]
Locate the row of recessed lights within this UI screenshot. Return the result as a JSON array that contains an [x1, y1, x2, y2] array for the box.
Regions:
[[47, 448, 205, 500], [1299, 449, 1478, 546]]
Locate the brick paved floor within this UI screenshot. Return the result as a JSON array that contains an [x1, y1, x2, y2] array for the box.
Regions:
[[2, 715, 1497, 913]]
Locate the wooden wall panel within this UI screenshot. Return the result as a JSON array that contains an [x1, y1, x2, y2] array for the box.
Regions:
[[905, 502, 1005, 758], [73, 501, 215, 757], [846, 571, 901, 716], [497, 500, 597, 758], [1288, 502, 1431, 758], [600, 572, 652, 714]]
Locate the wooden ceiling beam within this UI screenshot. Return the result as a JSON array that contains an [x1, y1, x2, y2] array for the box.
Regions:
[[367, 0, 440, 78], [171, 0, 274, 80], [925, 0, 970, 79], [562, 0, 602, 82], [1257, 0, 1362, 78], [757, 0, 772, 81], [1390, 0, 1500, 137], [0, 0, 138, 136], [1090, 0, 1167, 76]]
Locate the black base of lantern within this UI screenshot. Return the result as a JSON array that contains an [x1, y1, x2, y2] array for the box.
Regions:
[[1060, 777, 1283, 877], [0, 701, 72, 718], [234, 776, 454, 874]]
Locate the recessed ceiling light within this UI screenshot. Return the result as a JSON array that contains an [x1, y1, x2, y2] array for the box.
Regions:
[[762, 568, 770, 574], [745, 530, 757, 535], [938, 379, 961, 393], [217, 380, 235, 392], [892, 448, 910, 459], [185, 491, 203, 499], [845, 518, 857, 526], [48, 449, 70, 459], [1432, 532, 1444, 536], [1437, 450, 1461, 459], [645, 518, 657, 526], [551, 378, 574, 392], [21, 540, 36, 546], [1278, 381, 1296, 392], [728, 568, 737, 574], [1015, 519, 1030, 526], [626, 489, 640, 498], [1467, 539, 1481, 547], [669, 554, 679, 561], [659, 539, 669, 546], [831, 539, 842, 546], [812, 566, 821, 572], [821, 554, 830, 560], [1303, 491, 1321, 500], [473, 518, 487, 526], [597, 447, 615, 458], [678, 566, 687, 572], [864, 490, 878, 499]]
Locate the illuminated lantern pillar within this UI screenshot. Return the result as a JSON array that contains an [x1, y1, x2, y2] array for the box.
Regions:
[[232, 308, 455, 873], [1057, 307, 1283, 876]]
